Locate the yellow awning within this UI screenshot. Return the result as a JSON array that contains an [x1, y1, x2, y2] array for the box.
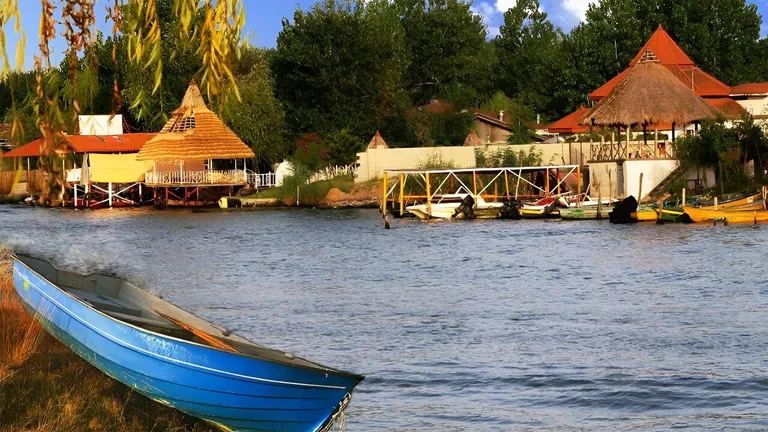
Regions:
[[88, 153, 147, 183]]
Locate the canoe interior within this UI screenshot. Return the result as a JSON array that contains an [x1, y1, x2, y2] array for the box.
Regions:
[[15, 254, 358, 378]]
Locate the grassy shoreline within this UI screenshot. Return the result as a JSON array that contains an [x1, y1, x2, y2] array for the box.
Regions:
[[0, 250, 215, 432]]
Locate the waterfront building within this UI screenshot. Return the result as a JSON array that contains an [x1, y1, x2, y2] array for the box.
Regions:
[[136, 80, 256, 207]]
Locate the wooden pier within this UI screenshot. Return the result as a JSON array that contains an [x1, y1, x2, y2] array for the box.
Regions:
[[381, 165, 581, 217]]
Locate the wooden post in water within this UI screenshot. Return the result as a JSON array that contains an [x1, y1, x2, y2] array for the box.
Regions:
[[576, 165, 581, 207], [682, 187, 686, 208], [399, 173, 405, 217], [638, 172, 643, 202], [381, 171, 388, 213], [504, 169, 510, 197], [425, 172, 432, 216], [545, 168, 550, 196], [472, 171, 477, 198]]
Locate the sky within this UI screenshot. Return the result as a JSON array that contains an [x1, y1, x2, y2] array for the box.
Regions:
[[4, 0, 768, 70]]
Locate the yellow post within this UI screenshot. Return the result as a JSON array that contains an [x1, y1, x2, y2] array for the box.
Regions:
[[472, 171, 477, 197], [576, 165, 581, 207], [425, 172, 432, 216], [545, 168, 550, 196], [381, 171, 388, 213], [504, 169, 510, 197], [399, 173, 405, 217]]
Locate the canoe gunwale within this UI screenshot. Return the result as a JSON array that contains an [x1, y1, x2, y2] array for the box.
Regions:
[[12, 254, 365, 383]]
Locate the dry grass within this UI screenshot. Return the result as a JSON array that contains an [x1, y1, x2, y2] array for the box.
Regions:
[[0, 250, 215, 432]]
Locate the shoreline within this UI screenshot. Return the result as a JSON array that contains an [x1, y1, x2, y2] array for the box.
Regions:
[[0, 250, 215, 432]]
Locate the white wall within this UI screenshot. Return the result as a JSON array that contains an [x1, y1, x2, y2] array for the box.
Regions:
[[355, 142, 590, 183], [736, 96, 768, 116]]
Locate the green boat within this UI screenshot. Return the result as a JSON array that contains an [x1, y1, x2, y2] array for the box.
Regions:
[[559, 206, 611, 220]]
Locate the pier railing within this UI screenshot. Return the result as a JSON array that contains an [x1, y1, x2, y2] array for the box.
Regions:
[[145, 169, 247, 186]]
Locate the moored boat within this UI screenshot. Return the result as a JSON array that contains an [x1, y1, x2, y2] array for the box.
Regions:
[[559, 206, 611, 220], [684, 206, 768, 223], [12, 254, 363, 432], [406, 194, 503, 220]]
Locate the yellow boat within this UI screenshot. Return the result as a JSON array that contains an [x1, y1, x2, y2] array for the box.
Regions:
[[708, 192, 761, 209], [631, 210, 658, 222], [684, 206, 768, 224]]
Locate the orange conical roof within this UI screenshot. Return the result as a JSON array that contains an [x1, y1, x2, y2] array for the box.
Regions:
[[630, 25, 693, 66], [367, 131, 388, 149]]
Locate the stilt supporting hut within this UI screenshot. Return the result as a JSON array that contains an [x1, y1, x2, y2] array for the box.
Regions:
[[137, 80, 255, 207]]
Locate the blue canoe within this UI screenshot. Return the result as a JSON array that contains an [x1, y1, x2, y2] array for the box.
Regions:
[[12, 254, 363, 432]]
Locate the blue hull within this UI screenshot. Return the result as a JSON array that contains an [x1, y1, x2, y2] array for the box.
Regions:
[[13, 259, 362, 432]]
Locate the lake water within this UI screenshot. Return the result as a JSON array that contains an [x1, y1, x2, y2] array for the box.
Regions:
[[2, 205, 768, 431]]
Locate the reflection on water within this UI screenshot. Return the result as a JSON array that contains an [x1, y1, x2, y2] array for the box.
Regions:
[[2, 205, 768, 430]]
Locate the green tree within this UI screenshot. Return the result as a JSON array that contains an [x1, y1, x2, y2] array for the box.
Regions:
[[220, 48, 288, 167], [394, 0, 487, 105], [273, 0, 409, 141], [495, 0, 563, 119]]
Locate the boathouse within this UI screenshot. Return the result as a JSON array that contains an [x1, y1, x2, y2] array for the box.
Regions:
[[136, 81, 256, 207]]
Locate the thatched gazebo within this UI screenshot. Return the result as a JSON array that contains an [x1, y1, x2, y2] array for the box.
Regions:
[[580, 49, 719, 160], [137, 80, 255, 185], [463, 129, 482, 147], [367, 131, 389, 149]]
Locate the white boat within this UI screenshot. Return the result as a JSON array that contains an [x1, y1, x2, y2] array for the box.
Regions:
[[406, 194, 503, 220]]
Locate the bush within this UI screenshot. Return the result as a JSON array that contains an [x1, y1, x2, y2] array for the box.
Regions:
[[475, 145, 543, 168]]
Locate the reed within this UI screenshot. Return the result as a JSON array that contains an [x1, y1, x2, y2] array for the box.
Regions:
[[0, 171, 15, 195], [0, 250, 214, 431]]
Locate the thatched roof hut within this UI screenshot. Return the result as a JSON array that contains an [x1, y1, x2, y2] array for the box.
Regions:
[[137, 81, 255, 161], [367, 131, 389, 149], [463, 129, 482, 146], [580, 50, 719, 127]]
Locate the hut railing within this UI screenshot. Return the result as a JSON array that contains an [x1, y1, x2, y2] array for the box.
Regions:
[[590, 140, 675, 162], [144, 169, 247, 185]]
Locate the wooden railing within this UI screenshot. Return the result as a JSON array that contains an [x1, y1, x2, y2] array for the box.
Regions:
[[590, 141, 675, 162], [144, 169, 247, 185]]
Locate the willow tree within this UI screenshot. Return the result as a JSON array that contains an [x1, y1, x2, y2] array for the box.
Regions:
[[0, 0, 246, 203]]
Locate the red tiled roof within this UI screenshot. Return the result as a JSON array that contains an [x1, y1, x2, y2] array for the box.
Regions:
[[547, 106, 590, 133], [730, 83, 768, 95], [707, 98, 748, 118], [590, 25, 731, 101], [630, 25, 694, 66], [2, 133, 155, 158]]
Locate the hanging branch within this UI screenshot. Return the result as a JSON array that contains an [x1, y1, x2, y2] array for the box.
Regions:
[[0, 0, 24, 81], [62, 0, 97, 132], [124, 0, 163, 120], [36, 0, 67, 204], [106, 0, 124, 118], [177, 0, 245, 105]]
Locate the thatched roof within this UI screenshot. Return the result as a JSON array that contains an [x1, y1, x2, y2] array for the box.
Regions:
[[581, 51, 719, 127], [463, 129, 482, 146], [137, 81, 255, 161], [367, 131, 389, 149]]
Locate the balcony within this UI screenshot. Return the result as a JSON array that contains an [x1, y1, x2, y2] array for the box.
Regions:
[[589, 141, 676, 162], [144, 169, 247, 186]]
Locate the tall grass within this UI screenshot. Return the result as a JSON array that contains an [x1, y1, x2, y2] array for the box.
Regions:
[[0, 250, 214, 431], [0, 249, 45, 383]]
